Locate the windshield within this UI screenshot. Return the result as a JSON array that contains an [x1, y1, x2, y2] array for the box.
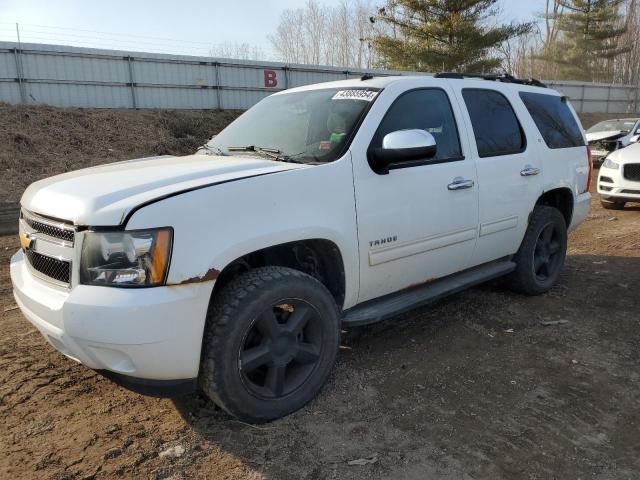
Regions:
[[205, 88, 379, 163], [587, 119, 637, 134]]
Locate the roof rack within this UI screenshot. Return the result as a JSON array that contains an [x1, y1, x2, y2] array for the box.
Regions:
[[434, 72, 547, 88]]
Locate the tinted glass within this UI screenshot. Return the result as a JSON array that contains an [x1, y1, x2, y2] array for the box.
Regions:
[[462, 89, 525, 157], [208, 88, 378, 163], [520, 92, 585, 149], [371, 89, 462, 161]]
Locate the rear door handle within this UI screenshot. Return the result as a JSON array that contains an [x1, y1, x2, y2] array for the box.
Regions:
[[447, 177, 474, 190], [520, 165, 541, 176]]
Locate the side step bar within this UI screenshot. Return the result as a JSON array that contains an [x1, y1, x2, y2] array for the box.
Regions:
[[342, 260, 516, 327]]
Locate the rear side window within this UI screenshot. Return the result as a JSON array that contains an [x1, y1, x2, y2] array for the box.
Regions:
[[462, 89, 526, 157], [519, 92, 585, 149], [371, 88, 463, 162]]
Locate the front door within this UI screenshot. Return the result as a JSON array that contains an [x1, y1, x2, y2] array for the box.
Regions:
[[352, 86, 479, 303]]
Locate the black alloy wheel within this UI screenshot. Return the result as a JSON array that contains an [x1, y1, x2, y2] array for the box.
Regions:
[[199, 266, 340, 423], [533, 222, 563, 282], [240, 299, 323, 399], [506, 205, 567, 295]]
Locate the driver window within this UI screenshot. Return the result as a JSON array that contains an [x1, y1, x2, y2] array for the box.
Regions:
[[371, 89, 463, 161]]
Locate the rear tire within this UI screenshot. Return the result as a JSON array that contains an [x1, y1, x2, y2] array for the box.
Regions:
[[600, 198, 625, 210], [506, 206, 567, 295], [199, 266, 340, 423]]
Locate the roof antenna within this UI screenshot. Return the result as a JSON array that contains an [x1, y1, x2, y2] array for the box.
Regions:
[[361, 73, 374, 81]]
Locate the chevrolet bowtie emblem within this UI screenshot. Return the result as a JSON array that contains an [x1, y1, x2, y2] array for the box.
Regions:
[[19, 232, 33, 250]]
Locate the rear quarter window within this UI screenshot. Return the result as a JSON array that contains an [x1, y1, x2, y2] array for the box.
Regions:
[[519, 92, 585, 149]]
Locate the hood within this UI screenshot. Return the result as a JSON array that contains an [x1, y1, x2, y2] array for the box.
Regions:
[[606, 142, 640, 164], [21, 154, 304, 226], [586, 130, 625, 143]]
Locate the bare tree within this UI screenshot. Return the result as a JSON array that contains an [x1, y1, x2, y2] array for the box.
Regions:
[[269, 0, 377, 68], [613, 0, 640, 85], [543, 0, 563, 51], [209, 42, 266, 61]]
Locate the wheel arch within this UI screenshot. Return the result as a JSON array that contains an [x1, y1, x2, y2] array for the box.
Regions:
[[211, 238, 347, 310], [535, 187, 574, 227]]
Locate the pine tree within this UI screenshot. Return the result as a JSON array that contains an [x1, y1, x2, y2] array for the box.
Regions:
[[545, 0, 629, 82], [370, 0, 532, 73]]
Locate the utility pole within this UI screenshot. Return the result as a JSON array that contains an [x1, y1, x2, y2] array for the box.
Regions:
[[14, 23, 27, 104]]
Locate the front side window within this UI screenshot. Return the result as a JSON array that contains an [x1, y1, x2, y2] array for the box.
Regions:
[[206, 88, 378, 163], [370, 88, 463, 162], [519, 92, 584, 149], [462, 89, 526, 157]]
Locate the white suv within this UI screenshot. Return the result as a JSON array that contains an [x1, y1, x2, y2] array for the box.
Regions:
[[11, 74, 592, 422], [597, 142, 640, 209]]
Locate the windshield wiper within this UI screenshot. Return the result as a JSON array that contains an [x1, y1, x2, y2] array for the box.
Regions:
[[198, 144, 227, 156], [227, 145, 305, 164]]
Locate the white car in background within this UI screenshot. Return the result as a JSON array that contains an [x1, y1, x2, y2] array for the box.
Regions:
[[597, 142, 640, 209], [586, 118, 640, 165]]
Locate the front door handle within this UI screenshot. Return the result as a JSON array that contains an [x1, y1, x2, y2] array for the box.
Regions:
[[447, 177, 475, 190], [520, 165, 541, 176]]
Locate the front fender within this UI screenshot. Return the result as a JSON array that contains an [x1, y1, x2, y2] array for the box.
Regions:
[[125, 155, 360, 308]]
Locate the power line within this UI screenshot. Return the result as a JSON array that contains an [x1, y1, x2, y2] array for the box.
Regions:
[[0, 22, 275, 60], [0, 22, 277, 60], [2, 36, 211, 56], [17, 23, 217, 46], [16, 29, 214, 53]]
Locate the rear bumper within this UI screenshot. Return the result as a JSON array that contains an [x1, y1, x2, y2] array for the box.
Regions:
[[569, 192, 591, 232], [10, 249, 213, 391]]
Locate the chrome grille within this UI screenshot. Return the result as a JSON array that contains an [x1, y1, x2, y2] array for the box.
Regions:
[[25, 249, 71, 284], [623, 163, 640, 182], [20, 209, 75, 286], [21, 210, 75, 244]]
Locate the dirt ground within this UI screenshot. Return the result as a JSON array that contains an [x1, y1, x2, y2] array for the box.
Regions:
[[0, 103, 241, 204], [1, 107, 640, 479], [1, 169, 640, 480]]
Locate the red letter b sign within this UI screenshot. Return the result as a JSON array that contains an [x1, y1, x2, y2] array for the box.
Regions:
[[264, 70, 278, 88]]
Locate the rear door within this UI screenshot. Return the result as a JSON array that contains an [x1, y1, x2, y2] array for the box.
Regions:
[[451, 81, 543, 266], [517, 89, 589, 219]]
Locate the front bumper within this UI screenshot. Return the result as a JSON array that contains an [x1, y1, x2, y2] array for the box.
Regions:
[[597, 167, 640, 202], [10, 249, 213, 393]]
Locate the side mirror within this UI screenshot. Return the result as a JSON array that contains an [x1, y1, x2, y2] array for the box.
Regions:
[[630, 134, 640, 143], [368, 129, 437, 174]]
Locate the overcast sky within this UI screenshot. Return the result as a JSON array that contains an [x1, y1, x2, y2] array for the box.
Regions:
[[0, 0, 540, 58]]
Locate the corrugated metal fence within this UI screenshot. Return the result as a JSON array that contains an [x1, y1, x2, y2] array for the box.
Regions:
[[1, 41, 639, 113]]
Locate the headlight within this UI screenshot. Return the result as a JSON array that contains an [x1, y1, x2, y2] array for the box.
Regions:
[[80, 228, 172, 287], [602, 158, 619, 170]]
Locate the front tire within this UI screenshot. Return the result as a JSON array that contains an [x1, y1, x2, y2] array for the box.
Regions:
[[506, 206, 567, 295], [199, 266, 340, 423]]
